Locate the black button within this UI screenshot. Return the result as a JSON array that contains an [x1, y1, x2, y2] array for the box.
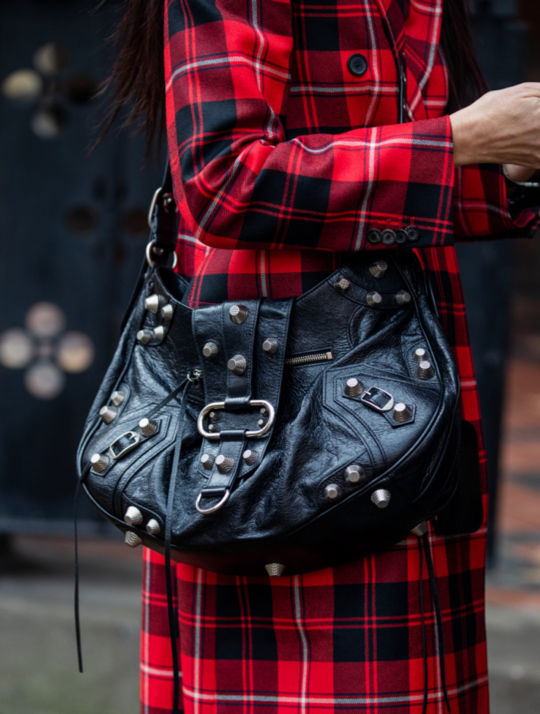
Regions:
[[381, 229, 396, 245], [395, 229, 408, 244], [405, 226, 420, 242], [366, 228, 381, 244], [347, 53, 368, 77]]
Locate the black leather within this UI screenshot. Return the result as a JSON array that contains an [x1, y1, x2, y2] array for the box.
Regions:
[[77, 241, 463, 575]]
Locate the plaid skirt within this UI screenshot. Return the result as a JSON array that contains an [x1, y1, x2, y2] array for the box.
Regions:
[[140, 502, 489, 713]]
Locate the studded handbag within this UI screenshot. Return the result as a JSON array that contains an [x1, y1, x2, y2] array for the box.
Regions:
[[76, 174, 462, 577]]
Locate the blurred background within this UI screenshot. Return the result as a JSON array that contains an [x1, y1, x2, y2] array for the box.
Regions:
[[0, 0, 539, 712]]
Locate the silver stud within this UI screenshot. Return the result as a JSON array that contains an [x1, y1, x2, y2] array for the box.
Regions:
[[366, 291, 383, 307], [111, 390, 125, 406], [90, 452, 109, 473], [265, 562, 286, 577], [227, 354, 247, 375], [345, 464, 366, 483], [259, 407, 267, 416], [124, 531, 142, 548], [124, 506, 143, 526], [136, 329, 153, 345], [416, 360, 434, 380], [160, 304, 174, 322], [208, 423, 216, 432], [371, 489, 391, 509], [144, 294, 165, 313], [215, 454, 234, 473], [242, 449, 258, 465], [139, 417, 158, 437], [413, 347, 428, 363], [229, 304, 249, 324], [324, 483, 340, 500], [262, 337, 279, 354], [153, 326, 166, 342], [257, 418, 265, 427], [333, 277, 350, 293], [395, 290, 412, 305], [146, 518, 161, 536], [202, 341, 219, 358], [369, 260, 388, 279], [200, 453, 214, 470], [344, 377, 364, 397], [208, 411, 218, 421], [99, 405, 117, 424], [393, 403, 412, 422], [411, 521, 427, 537]]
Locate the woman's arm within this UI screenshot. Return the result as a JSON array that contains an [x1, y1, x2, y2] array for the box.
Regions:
[[165, 0, 457, 252]]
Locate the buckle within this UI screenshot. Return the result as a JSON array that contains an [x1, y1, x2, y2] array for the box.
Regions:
[[109, 431, 140, 460], [197, 399, 275, 440], [145, 239, 178, 269], [359, 386, 395, 413]]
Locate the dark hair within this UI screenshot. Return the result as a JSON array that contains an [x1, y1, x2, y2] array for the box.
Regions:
[[97, 0, 487, 154]]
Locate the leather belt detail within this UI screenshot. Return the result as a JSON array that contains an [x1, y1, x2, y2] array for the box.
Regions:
[[192, 299, 293, 513]]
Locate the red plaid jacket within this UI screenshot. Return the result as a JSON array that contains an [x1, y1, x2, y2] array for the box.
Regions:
[[140, 1, 540, 713]]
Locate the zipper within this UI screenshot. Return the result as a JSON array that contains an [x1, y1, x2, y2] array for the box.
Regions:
[[285, 350, 333, 366]]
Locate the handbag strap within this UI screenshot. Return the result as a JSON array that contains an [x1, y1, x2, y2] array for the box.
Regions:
[[146, 160, 178, 267]]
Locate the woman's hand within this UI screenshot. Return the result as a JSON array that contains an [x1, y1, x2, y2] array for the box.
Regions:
[[450, 83, 540, 176]]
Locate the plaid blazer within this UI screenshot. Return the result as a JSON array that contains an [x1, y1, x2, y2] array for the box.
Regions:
[[140, 1, 540, 712]]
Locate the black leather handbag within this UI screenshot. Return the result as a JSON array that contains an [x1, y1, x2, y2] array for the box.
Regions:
[[76, 178, 462, 577]]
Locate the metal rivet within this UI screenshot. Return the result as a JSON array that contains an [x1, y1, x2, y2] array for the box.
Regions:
[[144, 294, 165, 313], [259, 407, 267, 416], [257, 418, 265, 427], [200, 453, 214, 470], [265, 562, 286, 577], [160, 304, 174, 322], [124, 531, 142, 548], [395, 290, 411, 305], [90, 452, 109, 473], [369, 260, 388, 279], [146, 518, 161, 536], [111, 390, 125, 407], [243, 449, 258, 465], [136, 329, 153, 345], [139, 417, 158, 437], [417, 360, 434, 380], [124, 506, 143, 526], [262, 337, 279, 354], [227, 354, 247, 375], [371, 488, 391, 509], [393, 403, 412, 422], [229, 304, 249, 324], [345, 464, 366, 483], [344, 377, 364, 397], [215, 454, 234, 473], [99, 405, 117, 424], [333, 277, 350, 293], [208, 411, 218, 421], [208, 423, 216, 432], [413, 347, 428, 363], [153, 326, 166, 342], [366, 291, 383, 307], [324, 483, 340, 500], [202, 341, 219, 358]]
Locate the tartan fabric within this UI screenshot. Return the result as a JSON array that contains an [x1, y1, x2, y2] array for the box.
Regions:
[[140, 0, 540, 712]]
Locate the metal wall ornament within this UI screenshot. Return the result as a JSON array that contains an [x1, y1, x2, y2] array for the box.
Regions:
[[0, 301, 94, 399]]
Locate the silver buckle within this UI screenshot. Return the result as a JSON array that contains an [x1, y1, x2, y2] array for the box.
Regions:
[[359, 386, 395, 413], [109, 431, 140, 460], [197, 399, 275, 440]]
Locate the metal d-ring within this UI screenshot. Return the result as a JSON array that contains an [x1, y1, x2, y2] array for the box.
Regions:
[[195, 489, 231, 515], [145, 239, 178, 270]]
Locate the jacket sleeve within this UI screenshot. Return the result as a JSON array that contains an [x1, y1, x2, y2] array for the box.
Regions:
[[164, 0, 456, 252], [454, 163, 540, 240]]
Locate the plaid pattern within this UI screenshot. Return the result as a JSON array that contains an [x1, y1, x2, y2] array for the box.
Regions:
[[140, 0, 540, 711]]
